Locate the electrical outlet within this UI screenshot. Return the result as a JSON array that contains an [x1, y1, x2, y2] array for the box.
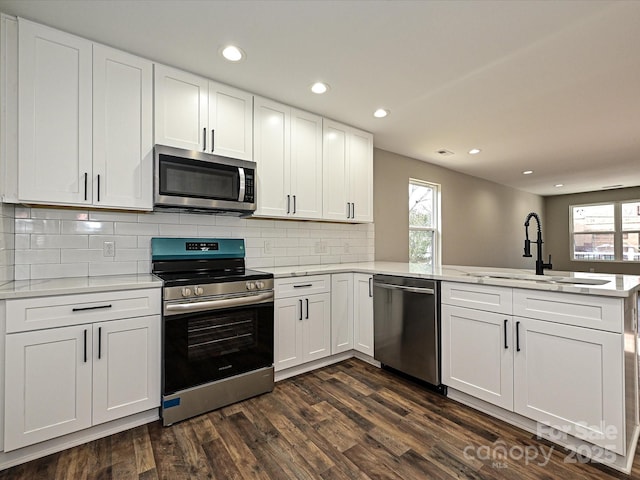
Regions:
[[344, 242, 350, 254], [315, 240, 328, 254], [264, 240, 273, 254], [103, 241, 115, 257]]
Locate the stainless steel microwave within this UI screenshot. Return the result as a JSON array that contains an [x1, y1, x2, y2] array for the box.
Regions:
[[154, 145, 256, 215]]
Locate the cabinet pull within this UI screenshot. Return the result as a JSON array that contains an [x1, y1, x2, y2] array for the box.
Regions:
[[72, 304, 112, 312], [97, 174, 101, 202], [516, 321, 521, 352], [293, 195, 296, 214], [305, 298, 309, 319], [98, 326, 102, 359], [84, 172, 88, 201], [211, 129, 215, 152], [287, 195, 291, 214], [504, 320, 508, 349], [293, 284, 312, 288], [203, 127, 207, 151], [83, 329, 87, 363], [346, 202, 351, 218], [299, 299, 303, 320], [369, 277, 373, 297], [351, 203, 355, 219]]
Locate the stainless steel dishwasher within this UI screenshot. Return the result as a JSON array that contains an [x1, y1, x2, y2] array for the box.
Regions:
[[373, 274, 444, 391]]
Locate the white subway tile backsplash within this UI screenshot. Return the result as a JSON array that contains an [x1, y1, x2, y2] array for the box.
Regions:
[[11, 208, 374, 281], [15, 249, 60, 264], [61, 220, 114, 235], [32, 263, 88, 280], [31, 234, 88, 249], [158, 224, 199, 236], [15, 218, 61, 234], [114, 222, 159, 236], [61, 249, 107, 263], [89, 261, 138, 277]]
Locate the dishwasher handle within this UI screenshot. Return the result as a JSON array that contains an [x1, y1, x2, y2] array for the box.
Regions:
[[374, 282, 435, 295]]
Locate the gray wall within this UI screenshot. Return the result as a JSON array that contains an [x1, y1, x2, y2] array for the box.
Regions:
[[374, 148, 545, 268], [544, 187, 640, 274]]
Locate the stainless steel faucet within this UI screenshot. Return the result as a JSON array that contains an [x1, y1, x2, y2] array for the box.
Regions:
[[523, 212, 552, 275]]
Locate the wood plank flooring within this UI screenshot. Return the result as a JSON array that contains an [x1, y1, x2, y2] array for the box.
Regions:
[[2, 358, 639, 479]]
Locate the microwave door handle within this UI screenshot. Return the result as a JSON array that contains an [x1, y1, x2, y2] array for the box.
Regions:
[[238, 167, 246, 201]]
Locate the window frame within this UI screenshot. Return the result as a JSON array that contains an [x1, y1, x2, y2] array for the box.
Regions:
[[570, 200, 640, 263], [408, 178, 441, 267]]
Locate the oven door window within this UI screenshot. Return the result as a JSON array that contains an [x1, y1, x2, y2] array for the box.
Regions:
[[164, 303, 273, 394], [159, 155, 239, 201]]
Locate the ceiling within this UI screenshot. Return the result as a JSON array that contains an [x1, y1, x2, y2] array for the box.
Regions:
[[1, 0, 639, 197]]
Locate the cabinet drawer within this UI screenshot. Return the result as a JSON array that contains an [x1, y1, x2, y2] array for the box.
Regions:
[[6, 288, 161, 333], [275, 275, 331, 299], [442, 282, 512, 314], [513, 289, 623, 333]]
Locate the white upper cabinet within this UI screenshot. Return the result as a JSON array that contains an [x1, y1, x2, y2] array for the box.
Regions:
[[154, 65, 253, 160], [17, 19, 153, 210], [208, 81, 253, 160], [93, 45, 153, 210], [254, 97, 322, 219], [18, 19, 92, 204], [154, 64, 208, 151], [322, 119, 373, 223]]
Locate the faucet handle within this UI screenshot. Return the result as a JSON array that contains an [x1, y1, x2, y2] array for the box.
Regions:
[[545, 254, 553, 269]]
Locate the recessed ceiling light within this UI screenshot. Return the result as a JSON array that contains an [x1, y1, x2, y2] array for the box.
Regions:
[[522, 170, 534, 175], [311, 82, 329, 94], [373, 108, 389, 118], [468, 148, 481, 155], [221, 45, 245, 62], [554, 183, 564, 188]]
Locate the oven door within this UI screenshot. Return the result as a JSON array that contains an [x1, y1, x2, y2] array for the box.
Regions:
[[163, 300, 274, 395], [154, 145, 256, 212]]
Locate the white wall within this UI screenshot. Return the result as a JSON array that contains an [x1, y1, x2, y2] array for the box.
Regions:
[[13, 206, 374, 280], [0, 203, 14, 282]]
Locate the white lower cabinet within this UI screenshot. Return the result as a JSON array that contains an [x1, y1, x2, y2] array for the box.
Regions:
[[4, 325, 93, 451], [274, 276, 331, 371], [353, 274, 374, 356], [513, 316, 624, 455], [4, 289, 161, 452], [330, 273, 374, 356], [441, 304, 513, 410], [331, 273, 354, 354], [442, 282, 626, 455]]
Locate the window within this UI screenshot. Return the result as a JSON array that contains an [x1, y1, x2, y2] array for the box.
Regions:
[[409, 179, 440, 266], [571, 200, 640, 262]]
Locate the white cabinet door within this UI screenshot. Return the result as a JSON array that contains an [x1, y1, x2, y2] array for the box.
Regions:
[[290, 108, 323, 219], [254, 97, 290, 217], [322, 120, 349, 221], [18, 19, 92, 204], [274, 297, 303, 371], [208, 81, 253, 160], [513, 317, 625, 454], [349, 130, 373, 223], [353, 274, 374, 356], [92, 315, 161, 425], [441, 304, 514, 410], [154, 64, 208, 151], [4, 325, 92, 451], [303, 293, 332, 362], [93, 45, 153, 210], [331, 274, 354, 354]]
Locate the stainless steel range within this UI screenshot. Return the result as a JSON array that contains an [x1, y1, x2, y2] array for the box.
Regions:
[[151, 237, 274, 426]]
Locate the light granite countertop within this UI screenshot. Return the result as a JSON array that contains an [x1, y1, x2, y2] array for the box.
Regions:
[[258, 262, 640, 298], [0, 274, 162, 300]]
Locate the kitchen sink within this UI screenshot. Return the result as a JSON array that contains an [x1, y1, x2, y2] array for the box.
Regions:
[[464, 271, 610, 286]]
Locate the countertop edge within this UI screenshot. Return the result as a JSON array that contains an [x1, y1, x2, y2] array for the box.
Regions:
[[259, 263, 640, 298], [0, 274, 163, 300]]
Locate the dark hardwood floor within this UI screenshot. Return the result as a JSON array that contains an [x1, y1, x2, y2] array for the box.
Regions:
[[1, 358, 639, 479]]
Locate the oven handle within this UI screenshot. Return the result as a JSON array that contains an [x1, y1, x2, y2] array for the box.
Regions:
[[164, 291, 274, 316]]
